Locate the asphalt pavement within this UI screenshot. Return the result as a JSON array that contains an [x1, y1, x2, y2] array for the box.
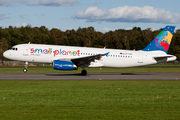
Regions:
[[0, 73, 180, 80]]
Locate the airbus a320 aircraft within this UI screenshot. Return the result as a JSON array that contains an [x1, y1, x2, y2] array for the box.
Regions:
[[3, 26, 176, 75]]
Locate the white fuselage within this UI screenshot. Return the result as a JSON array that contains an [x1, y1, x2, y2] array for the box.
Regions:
[[3, 44, 176, 68]]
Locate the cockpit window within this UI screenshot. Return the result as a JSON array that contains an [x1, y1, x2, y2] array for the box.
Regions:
[[11, 47, 18, 51]]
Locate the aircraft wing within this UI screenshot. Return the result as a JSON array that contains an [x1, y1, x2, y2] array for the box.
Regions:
[[71, 52, 109, 67]]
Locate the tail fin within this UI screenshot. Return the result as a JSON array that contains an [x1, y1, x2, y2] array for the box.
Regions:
[[142, 26, 175, 53]]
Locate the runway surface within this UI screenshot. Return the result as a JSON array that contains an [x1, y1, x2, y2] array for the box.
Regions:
[[0, 73, 180, 80]]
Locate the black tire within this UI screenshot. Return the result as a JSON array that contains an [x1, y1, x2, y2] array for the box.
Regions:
[[81, 70, 87, 76], [23, 68, 27, 73]]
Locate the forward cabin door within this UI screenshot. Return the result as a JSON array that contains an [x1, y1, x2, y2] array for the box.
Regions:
[[138, 53, 143, 63], [23, 45, 29, 56]]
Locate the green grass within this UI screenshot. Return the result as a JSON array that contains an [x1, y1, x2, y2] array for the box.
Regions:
[[0, 80, 180, 120], [0, 65, 180, 73]]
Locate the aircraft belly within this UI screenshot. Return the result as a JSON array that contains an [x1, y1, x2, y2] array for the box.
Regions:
[[101, 58, 135, 68], [88, 62, 104, 67], [102, 57, 156, 68]]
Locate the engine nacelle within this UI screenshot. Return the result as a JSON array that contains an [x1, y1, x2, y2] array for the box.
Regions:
[[53, 60, 77, 70]]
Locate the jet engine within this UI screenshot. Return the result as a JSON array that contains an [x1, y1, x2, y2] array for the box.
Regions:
[[53, 60, 77, 70]]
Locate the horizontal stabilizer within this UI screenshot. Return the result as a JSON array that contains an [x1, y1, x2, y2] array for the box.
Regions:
[[153, 54, 175, 59], [153, 54, 176, 63]]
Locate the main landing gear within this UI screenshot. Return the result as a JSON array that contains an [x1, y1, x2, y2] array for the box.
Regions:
[[23, 62, 28, 73], [81, 69, 87, 76]]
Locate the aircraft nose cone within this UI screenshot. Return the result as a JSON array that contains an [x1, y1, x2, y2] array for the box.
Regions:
[[3, 51, 8, 58], [3, 50, 11, 59]]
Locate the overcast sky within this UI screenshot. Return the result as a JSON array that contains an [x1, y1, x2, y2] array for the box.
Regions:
[[1, 0, 180, 32]]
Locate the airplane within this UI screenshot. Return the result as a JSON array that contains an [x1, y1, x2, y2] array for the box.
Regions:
[[3, 26, 177, 75]]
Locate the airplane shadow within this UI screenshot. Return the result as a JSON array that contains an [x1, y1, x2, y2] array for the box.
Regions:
[[45, 73, 86, 76], [121, 73, 152, 75], [89, 73, 153, 75], [45, 73, 153, 76]]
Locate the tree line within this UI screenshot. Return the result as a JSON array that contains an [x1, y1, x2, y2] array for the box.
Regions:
[[0, 25, 180, 61]]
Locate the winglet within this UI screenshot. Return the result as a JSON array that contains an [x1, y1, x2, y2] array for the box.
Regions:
[[104, 52, 110, 57], [142, 26, 175, 53]]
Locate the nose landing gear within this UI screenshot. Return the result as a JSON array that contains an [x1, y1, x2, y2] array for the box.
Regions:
[[23, 62, 28, 73]]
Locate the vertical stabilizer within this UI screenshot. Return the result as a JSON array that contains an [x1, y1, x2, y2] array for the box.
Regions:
[[142, 26, 175, 53]]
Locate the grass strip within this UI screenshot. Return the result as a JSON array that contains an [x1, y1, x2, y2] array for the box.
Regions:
[[0, 80, 180, 120], [0, 67, 180, 73]]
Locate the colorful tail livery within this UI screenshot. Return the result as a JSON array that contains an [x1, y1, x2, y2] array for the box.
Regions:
[[142, 26, 175, 53]]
